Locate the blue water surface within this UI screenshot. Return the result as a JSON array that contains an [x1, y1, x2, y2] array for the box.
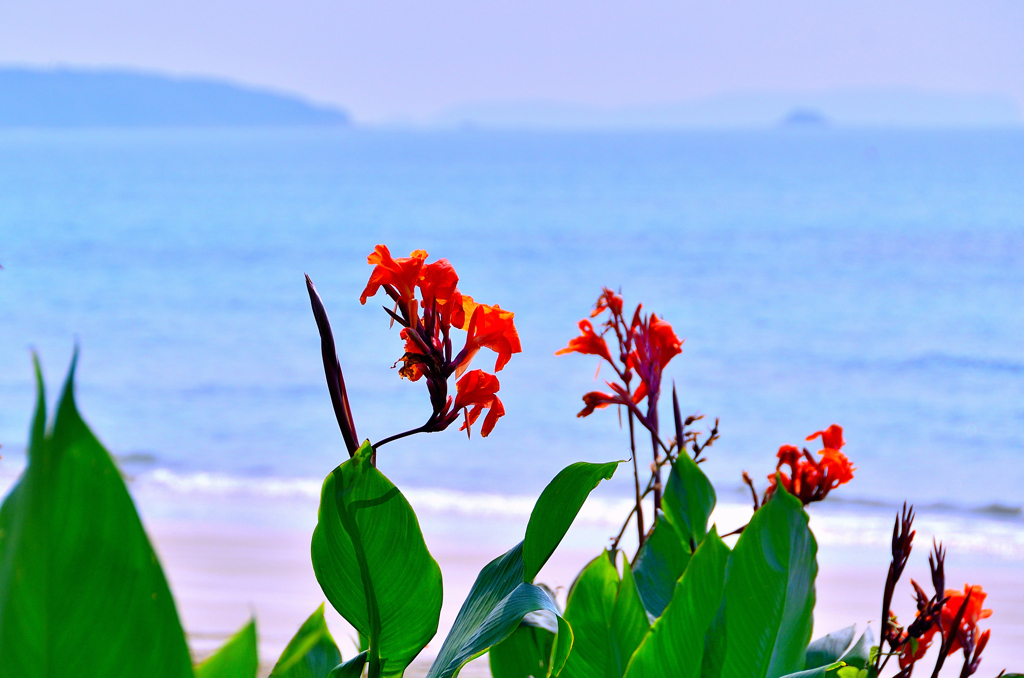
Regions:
[[1, 127, 1022, 507]]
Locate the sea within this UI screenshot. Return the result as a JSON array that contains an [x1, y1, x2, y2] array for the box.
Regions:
[[1, 126, 1022, 568]]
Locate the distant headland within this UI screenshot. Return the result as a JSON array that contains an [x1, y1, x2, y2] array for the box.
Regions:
[[0, 67, 349, 128]]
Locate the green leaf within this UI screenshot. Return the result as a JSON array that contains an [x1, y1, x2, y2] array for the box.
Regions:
[[0, 354, 194, 678], [780, 628, 873, 678], [196, 619, 259, 678], [839, 630, 872, 670], [623, 529, 730, 678], [429, 461, 619, 678], [311, 440, 442, 678], [612, 560, 651, 669], [804, 626, 855, 670], [489, 624, 555, 678], [328, 652, 368, 678], [773, 665, 839, 678], [631, 512, 691, 619], [270, 605, 342, 678], [699, 599, 728, 678], [426, 543, 572, 678], [661, 454, 716, 548], [524, 461, 620, 583], [559, 552, 650, 678], [720, 486, 817, 678]]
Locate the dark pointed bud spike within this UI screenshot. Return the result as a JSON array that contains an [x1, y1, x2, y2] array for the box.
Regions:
[[672, 383, 684, 451], [306, 274, 359, 456]]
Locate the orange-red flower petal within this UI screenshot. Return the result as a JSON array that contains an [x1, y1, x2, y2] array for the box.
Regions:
[[555, 319, 613, 363], [418, 258, 465, 327], [360, 245, 428, 306], [457, 303, 522, 376], [820, 448, 855, 486], [453, 369, 505, 437], [807, 424, 845, 451]]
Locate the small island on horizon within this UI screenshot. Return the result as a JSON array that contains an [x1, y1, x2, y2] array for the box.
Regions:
[[0, 67, 349, 128], [780, 107, 829, 127]]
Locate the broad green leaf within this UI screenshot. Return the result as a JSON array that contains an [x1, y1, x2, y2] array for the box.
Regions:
[[631, 512, 691, 619], [426, 543, 572, 678], [0, 354, 193, 678], [196, 619, 258, 678], [429, 461, 618, 678], [782, 628, 873, 678], [804, 627, 855, 671], [329, 652, 368, 678], [270, 605, 343, 678], [720, 486, 817, 678], [489, 624, 555, 678], [700, 599, 728, 678], [611, 561, 650, 670], [524, 461, 620, 583], [560, 552, 650, 678], [311, 440, 442, 678], [623, 529, 730, 678], [559, 554, 619, 678], [662, 454, 716, 548], [840, 629, 873, 669]]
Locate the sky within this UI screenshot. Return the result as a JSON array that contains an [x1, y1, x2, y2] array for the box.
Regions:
[[1, 0, 1023, 123]]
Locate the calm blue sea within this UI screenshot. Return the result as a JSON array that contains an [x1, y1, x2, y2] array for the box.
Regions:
[[1, 127, 1022, 526]]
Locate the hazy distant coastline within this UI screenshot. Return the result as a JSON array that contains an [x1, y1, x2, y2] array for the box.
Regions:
[[0, 67, 349, 128], [435, 89, 1022, 130]]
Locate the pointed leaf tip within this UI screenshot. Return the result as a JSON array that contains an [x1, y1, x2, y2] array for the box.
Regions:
[[524, 460, 620, 583]]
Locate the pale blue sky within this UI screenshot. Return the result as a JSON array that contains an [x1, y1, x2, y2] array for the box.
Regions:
[[2, 0, 1022, 122]]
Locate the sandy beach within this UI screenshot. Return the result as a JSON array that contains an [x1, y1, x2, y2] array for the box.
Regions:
[[143, 488, 1024, 677]]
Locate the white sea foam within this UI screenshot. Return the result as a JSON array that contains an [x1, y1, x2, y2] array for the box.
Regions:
[[4, 462, 1023, 562], [127, 468, 1024, 562]]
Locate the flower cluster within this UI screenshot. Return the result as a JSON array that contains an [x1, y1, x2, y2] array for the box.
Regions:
[[872, 506, 994, 678], [899, 584, 993, 672], [360, 245, 521, 438], [558, 287, 702, 548], [762, 424, 855, 505], [557, 287, 682, 424]]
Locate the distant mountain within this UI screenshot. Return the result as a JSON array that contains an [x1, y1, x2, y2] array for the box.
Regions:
[[436, 89, 1022, 130], [0, 68, 349, 127]]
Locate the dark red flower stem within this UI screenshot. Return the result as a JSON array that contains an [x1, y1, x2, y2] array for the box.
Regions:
[[373, 424, 431, 451], [931, 591, 973, 678], [628, 410, 645, 549], [876, 504, 916, 673], [306, 274, 360, 459]]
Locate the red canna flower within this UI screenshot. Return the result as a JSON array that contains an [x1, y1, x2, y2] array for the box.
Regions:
[[556, 319, 613, 363], [807, 424, 845, 451], [941, 584, 993, 655], [418, 258, 467, 328], [765, 426, 854, 505], [357, 245, 520, 447], [628, 313, 683, 404], [359, 245, 428, 310], [456, 302, 522, 376], [820, 448, 855, 485], [576, 389, 620, 418], [453, 369, 505, 437]]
